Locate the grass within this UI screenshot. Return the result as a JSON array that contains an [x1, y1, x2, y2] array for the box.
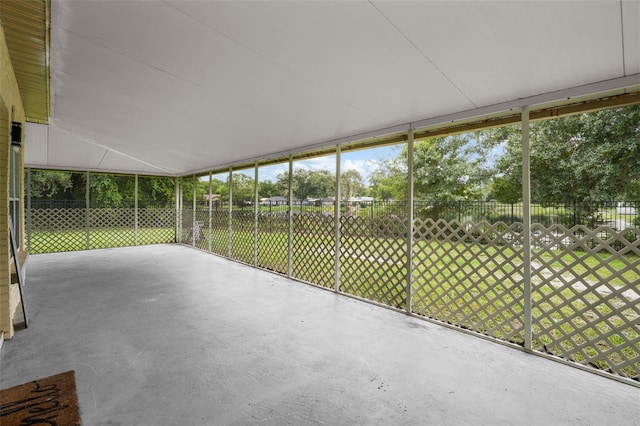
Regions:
[[534, 249, 640, 290], [29, 227, 175, 254]]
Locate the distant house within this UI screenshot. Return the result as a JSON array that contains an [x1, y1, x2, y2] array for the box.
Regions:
[[305, 197, 336, 206], [616, 202, 637, 215], [203, 194, 221, 202], [260, 196, 288, 206], [348, 196, 374, 203], [320, 197, 335, 206]]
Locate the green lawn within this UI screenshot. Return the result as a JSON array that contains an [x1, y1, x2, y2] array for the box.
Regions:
[[29, 227, 175, 254]]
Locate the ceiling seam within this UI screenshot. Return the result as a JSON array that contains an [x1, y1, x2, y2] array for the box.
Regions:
[[165, 1, 383, 123], [368, 0, 477, 109], [96, 149, 109, 170], [53, 67, 217, 127], [58, 26, 201, 89], [49, 124, 176, 175]]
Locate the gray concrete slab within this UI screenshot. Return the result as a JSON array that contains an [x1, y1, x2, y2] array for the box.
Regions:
[[1, 244, 638, 426]]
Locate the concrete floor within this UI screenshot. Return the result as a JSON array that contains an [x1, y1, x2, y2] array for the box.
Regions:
[[1, 245, 638, 426]]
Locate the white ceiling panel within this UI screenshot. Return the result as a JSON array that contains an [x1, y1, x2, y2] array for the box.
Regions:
[[170, 1, 475, 122], [24, 123, 49, 166], [374, 1, 625, 107], [47, 127, 111, 170], [22, 0, 640, 176], [26, 123, 172, 175]]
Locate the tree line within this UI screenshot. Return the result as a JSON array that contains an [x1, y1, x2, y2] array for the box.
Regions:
[[29, 172, 176, 208], [179, 168, 365, 207]]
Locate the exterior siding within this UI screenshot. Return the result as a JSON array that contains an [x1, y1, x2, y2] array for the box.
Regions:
[[0, 24, 26, 340]]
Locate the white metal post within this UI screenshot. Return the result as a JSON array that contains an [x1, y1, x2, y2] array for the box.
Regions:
[[208, 171, 213, 253], [228, 168, 233, 258], [254, 162, 259, 266], [522, 106, 533, 350], [134, 174, 139, 246], [334, 145, 341, 293], [175, 178, 181, 243], [26, 168, 31, 252], [406, 126, 415, 314], [85, 171, 90, 250], [287, 154, 293, 277], [192, 175, 197, 246]]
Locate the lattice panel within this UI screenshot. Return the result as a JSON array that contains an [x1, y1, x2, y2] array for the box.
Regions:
[[257, 211, 289, 274], [89, 209, 135, 249], [412, 219, 525, 344], [194, 208, 210, 251], [137, 208, 175, 244], [340, 215, 407, 309], [291, 213, 335, 288], [532, 224, 640, 380], [29, 207, 176, 253], [28, 208, 88, 253], [230, 210, 255, 264], [180, 208, 194, 245], [210, 209, 230, 257]]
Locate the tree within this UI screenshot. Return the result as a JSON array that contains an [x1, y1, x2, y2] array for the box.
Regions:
[[258, 180, 280, 198], [179, 177, 208, 204], [29, 170, 176, 208], [412, 134, 493, 201], [230, 173, 255, 206], [489, 174, 521, 204], [138, 177, 175, 207], [276, 169, 335, 200], [209, 178, 228, 202], [340, 169, 364, 200], [368, 157, 407, 200], [89, 174, 131, 207], [485, 104, 640, 202], [29, 170, 73, 198], [368, 134, 494, 202]]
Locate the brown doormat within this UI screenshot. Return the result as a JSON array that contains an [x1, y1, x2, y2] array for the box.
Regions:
[[0, 370, 81, 425]]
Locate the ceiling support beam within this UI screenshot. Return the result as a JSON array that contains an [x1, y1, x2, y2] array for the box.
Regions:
[[521, 106, 532, 352], [414, 91, 640, 140]]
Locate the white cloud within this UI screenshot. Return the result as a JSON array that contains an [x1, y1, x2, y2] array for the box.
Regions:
[[258, 164, 289, 182], [294, 156, 337, 172], [343, 159, 367, 176], [343, 158, 383, 184]]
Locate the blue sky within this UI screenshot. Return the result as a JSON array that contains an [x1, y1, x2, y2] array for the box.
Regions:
[[204, 137, 503, 186], [204, 144, 402, 185]]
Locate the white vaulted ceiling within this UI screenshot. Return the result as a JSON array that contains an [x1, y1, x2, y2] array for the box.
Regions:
[[23, 0, 640, 176]]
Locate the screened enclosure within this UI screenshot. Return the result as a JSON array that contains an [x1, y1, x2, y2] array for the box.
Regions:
[[24, 105, 640, 386]]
